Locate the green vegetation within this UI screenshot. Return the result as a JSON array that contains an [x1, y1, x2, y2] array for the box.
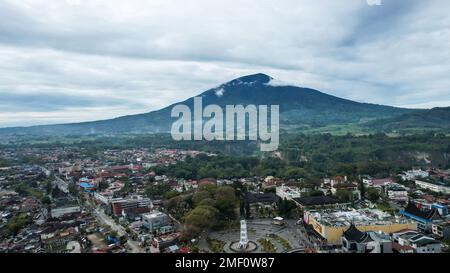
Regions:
[[377, 200, 397, 215], [0, 159, 12, 167], [278, 199, 297, 218], [6, 213, 31, 236], [367, 187, 381, 203], [269, 234, 292, 251], [145, 183, 171, 199], [335, 189, 353, 203], [14, 182, 46, 199], [366, 107, 450, 132], [142, 133, 450, 183], [180, 185, 239, 238], [258, 238, 277, 253], [207, 238, 226, 253]]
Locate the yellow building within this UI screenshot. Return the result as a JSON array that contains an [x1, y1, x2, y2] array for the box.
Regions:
[[305, 209, 417, 245]]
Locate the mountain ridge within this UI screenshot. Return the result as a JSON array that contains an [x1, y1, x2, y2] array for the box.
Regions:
[[1, 73, 446, 136]]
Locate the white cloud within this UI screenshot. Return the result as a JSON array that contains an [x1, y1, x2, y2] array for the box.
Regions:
[[0, 0, 449, 127]]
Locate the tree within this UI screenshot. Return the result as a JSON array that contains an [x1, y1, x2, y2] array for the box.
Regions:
[[145, 183, 171, 199], [184, 206, 219, 238], [45, 181, 52, 195], [6, 213, 31, 237], [98, 181, 109, 191], [214, 186, 237, 220], [367, 187, 380, 203], [120, 236, 128, 245], [278, 198, 296, 217], [358, 180, 366, 200], [165, 191, 181, 200], [197, 198, 215, 207], [309, 190, 324, 197], [41, 196, 51, 205], [68, 183, 79, 196], [335, 189, 352, 202], [192, 190, 213, 206]]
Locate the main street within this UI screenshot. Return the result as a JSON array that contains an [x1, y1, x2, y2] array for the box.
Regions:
[[92, 207, 145, 253], [285, 219, 316, 251], [49, 169, 145, 253]]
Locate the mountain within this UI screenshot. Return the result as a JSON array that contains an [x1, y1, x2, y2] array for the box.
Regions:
[[365, 107, 450, 132], [0, 73, 432, 136]]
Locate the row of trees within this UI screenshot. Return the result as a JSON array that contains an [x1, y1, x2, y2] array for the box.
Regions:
[[178, 185, 239, 237]]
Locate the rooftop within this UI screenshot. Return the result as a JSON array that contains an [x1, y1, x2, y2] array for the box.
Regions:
[[308, 208, 411, 227], [245, 192, 279, 204], [294, 196, 346, 207]]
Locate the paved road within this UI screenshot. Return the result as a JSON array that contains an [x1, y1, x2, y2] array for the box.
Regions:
[[93, 207, 145, 253], [285, 220, 315, 250], [47, 170, 144, 253]]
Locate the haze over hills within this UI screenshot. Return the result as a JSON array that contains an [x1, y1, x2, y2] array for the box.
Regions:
[[0, 73, 448, 136], [366, 107, 450, 133]]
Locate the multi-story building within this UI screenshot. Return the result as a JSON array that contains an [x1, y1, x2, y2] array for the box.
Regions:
[[50, 205, 81, 218], [363, 177, 394, 188], [303, 209, 417, 245], [142, 211, 170, 233], [385, 184, 408, 202], [293, 196, 348, 210], [392, 229, 442, 253], [341, 224, 393, 253], [399, 202, 443, 232], [415, 180, 450, 194], [111, 196, 153, 216], [431, 220, 450, 241], [400, 169, 429, 181], [276, 185, 301, 201]]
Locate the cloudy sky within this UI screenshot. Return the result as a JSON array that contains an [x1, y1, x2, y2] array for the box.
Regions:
[[0, 0, 449, 127]]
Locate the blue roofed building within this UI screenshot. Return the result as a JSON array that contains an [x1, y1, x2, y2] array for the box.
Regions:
[[400, 202, 442, 232]]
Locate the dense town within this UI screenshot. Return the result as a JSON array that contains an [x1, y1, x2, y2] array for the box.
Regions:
[[0, 146, 449, 254]]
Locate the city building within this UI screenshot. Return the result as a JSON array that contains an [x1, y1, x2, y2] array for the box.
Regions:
[[400, 169, 429, 181], [341, 224, 392, 253], [276, 185, 301, 201], [244, 192, 279, 216], [400, 202, 442, 232], [303, 209, 417, 245], [293, 196, 348, 210], [415, 180, 450, 194], [152, 232, 180, 251], [385, 184, 409, 202], [363, 178, 394, 188], [431, 220, 450, 241], [142, 211, 170, 233], [110, 196, 152, 216], [50, 198, 81, 219], [50, 205, 81, 219], [391, 229, 442, 253]]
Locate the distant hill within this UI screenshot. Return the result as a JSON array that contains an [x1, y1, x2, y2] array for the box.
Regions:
[[365, 107, 450, 132], [0, 73, 444, 136]]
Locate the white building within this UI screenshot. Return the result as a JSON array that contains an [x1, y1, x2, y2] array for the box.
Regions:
[[51, 205, 81, 218], [385, 184, 408, 202], [391, 230, 442, 253], [276, 185, 301, 200], [142, 212, 169, 233], [400, 169, 429, 181], [415, 180, 450, 194], [93, 192, 110, 205]]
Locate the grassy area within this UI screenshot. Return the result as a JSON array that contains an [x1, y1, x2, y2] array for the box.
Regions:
[[207, 238, 226, 253], [257, 238, 277, 253], [269, 234, 292, 251]]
